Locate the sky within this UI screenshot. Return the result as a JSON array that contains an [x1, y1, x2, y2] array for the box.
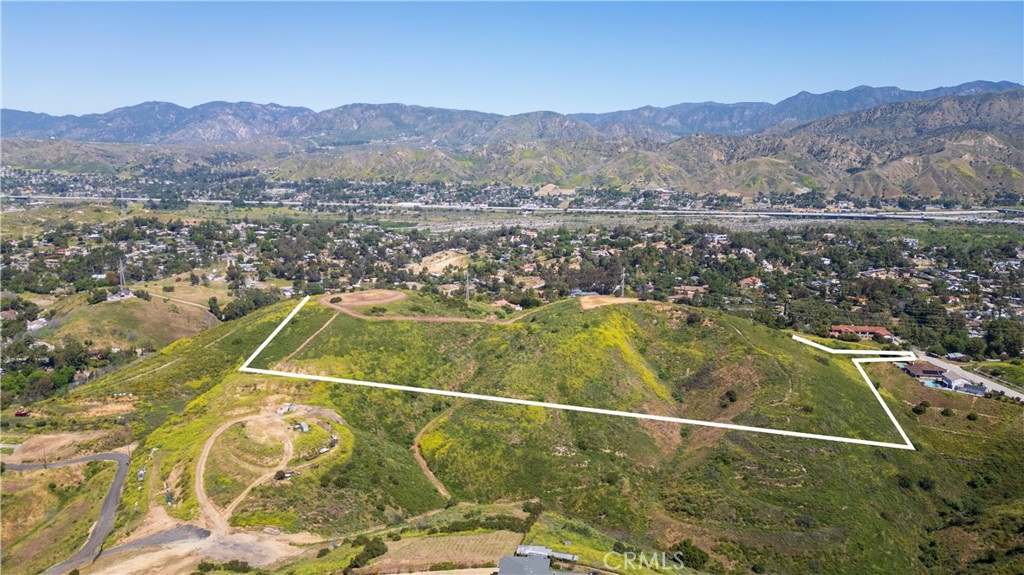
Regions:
[[2, 1, 1022, 116]]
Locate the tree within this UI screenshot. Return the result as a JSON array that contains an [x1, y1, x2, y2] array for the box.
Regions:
[[984, 318, 1024, 358], [208, 297, 222, 318]]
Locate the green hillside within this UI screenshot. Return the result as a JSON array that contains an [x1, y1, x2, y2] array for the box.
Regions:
[[7, 298, 1023, 574]]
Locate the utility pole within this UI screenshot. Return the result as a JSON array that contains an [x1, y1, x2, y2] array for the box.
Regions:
[[118, 259, 127, 292], [465, 270, 471, 302]]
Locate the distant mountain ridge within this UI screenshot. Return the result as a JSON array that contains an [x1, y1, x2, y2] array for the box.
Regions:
[[3, 86, 1022, 204], [3, 80, 1019, 146]]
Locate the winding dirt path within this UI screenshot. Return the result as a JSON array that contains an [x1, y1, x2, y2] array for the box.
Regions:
[[224, 433, 294, 517], [194, 416, 258, 533], [411, 401, 469, 499], [279, 312, 338, 365]]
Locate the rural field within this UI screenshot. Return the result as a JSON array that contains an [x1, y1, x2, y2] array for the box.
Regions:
[[371, 530, 521, 571]]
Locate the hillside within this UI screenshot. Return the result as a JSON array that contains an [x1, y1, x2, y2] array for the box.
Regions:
[[4, 295, 1022, 574], [34, 294, 218, 352]]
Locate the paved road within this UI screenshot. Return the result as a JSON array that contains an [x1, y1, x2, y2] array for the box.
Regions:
[[913, 350, 1024, 401], [5, 452, 130, 575]]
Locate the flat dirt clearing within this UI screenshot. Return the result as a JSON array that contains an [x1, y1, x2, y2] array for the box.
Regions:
[[321, 290, 408, 309], [577, 295, 640, 310], [2, 430, 112, 464], [371, 530, 522, 571], [405, 250, 469, 275]]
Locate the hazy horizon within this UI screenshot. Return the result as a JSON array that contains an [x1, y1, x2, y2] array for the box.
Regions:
[[3, 2, 1022, 116]]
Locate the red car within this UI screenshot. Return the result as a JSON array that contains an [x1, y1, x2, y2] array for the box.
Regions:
[[14, 410, 30, 417]]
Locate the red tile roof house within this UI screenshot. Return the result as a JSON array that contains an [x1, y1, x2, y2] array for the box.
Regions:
[[738, 276, 764, 289], [829, 325, 893, 340]]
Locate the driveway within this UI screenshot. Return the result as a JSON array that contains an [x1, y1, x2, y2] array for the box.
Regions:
[[913, 350, 1024, 401], [5, 452, 130, 575]]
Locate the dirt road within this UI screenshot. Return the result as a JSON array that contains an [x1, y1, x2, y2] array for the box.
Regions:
[[412, 402, 469, 499], [6, 452, 130, 575], [194, 415, 259, 533]]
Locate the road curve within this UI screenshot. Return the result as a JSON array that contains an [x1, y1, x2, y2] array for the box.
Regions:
[[194, 415, 259, 533], [5, 452, 130, 575]]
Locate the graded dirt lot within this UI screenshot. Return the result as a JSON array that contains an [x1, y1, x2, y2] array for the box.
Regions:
[[322, 289, 409, 309], [2, 430, 112, 464], [372, 530, 523, 571], [404, 250, 469, 275], [577, 295, 640, 310]]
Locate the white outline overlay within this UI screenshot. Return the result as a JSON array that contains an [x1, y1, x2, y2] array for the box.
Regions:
[[240, 297, 916, 450]]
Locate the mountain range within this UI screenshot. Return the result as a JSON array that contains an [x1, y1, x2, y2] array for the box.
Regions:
[[3, 80, 1020, 145], [2, 81, 1022, 202]]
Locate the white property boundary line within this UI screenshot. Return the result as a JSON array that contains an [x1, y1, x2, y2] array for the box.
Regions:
[[240, 297, 917, 450]]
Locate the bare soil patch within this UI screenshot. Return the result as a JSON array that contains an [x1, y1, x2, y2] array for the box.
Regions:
[[405, 250, 469, 275], [2, 430, 111, 464], [371, 530, 522, 571], [577, 295, 640, 310], [320, 290, 408, 309]]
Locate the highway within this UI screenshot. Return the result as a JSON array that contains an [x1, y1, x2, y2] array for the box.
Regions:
[[5, 452, 131, 575], [4, 194, 1022, 225]]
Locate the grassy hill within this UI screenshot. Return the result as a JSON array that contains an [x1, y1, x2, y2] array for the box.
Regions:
[[5, 297, 1023, 574], [35, 293, 218, 351]]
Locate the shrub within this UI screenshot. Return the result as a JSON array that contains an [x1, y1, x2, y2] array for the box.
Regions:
[[330, 296, 342, 303], [941, 408, 954, 417], [918, 476, 936, 491], [669, 539, 709, 569], [162, 285, 175, 292], [317, 548, 330, 558], [896, 474, 913, 489], [967, 412, 979, 421], [912, 402, 929, 415]]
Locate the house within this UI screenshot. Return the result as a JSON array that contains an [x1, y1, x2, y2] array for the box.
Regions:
[[498, 555, 553, 575], [704, 233, 729, 245], [945, 352, 968, 362], [0, 309, 18, 321], [941, 371, 970, 389], [904, 363, 945, 379], [295, 422, 310, 433], [569, 289, 599, 298], [829, 325, 893, 340], [516, 544, 579, 562], [672, 285, 707, 300], [957, 383, 987, 397], [738, 276, 764, 289]]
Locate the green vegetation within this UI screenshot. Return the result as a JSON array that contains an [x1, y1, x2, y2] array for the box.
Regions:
[[6, 293, 1022, 574], [0, 462, 117, 574]]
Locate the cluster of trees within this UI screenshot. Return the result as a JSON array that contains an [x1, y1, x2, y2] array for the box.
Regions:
[[343, 535, 387, 571], [0, 337, 137, 407], [207, 289, 280, 322]]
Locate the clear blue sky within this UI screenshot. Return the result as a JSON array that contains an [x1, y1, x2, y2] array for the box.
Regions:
[[3, 2, 1022, 115]]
